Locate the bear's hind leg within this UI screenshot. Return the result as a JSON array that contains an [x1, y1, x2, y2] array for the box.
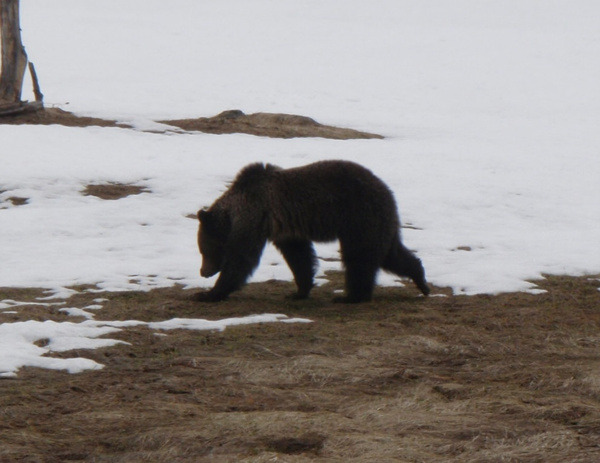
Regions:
[[274, 239, 317, 299], [383, 240, 430, 296], [336, 243, 380, 303]]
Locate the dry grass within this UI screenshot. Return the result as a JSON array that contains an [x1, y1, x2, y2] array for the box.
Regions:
[[162, 110, 383, 139], [1, 274, 600, 462], [0, 107, 382, 139], [82, 183, 150, 200]]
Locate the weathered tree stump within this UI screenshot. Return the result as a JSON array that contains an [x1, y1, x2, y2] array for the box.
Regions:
[[0, 0, 43, 116]]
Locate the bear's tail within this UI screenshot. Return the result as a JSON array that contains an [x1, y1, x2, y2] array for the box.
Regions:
[[382, 238, 430, 296]]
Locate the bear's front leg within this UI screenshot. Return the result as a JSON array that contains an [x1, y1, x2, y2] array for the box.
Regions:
[[194, 268, 245, 302], [195, 249, 264, 303]]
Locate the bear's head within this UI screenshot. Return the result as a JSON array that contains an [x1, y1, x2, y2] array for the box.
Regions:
[[197, 208, 230, 277]]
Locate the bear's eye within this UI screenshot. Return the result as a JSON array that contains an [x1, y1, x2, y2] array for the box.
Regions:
[[199, 230, 225, 255]]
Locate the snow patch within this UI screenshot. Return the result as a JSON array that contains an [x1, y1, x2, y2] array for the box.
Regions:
[[0, 313, 312, 378]]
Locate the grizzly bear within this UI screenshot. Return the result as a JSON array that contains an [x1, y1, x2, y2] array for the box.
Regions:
[[195, 160, 429, 303]]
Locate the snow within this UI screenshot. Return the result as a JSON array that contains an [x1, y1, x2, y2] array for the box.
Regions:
[[1, 0, 599, 376], [0, 311, 311, 377]]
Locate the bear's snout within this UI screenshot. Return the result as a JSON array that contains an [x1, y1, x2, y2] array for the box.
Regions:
[[200, 265, 219, 278]]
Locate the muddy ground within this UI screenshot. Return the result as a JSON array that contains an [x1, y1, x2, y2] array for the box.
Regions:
[[1, 274, 599, 462]]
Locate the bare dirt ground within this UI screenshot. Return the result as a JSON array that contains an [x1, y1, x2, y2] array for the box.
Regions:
[[1, 274, 600, 462], [162, 110, 383, 139], [0, 107, 382, 139], [0, 107, 125, 129]]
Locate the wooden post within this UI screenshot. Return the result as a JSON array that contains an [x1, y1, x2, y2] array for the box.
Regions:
[[0, 0, 29, 103]]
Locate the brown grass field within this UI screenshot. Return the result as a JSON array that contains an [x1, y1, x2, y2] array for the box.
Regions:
[[1, 273, 599, 462], [2, 110, 598, 461]]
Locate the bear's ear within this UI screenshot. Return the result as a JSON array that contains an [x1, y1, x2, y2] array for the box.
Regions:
[[197, 208, 211, 223]]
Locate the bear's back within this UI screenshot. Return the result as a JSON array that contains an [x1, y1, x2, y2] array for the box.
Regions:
[[267, 161, 400, 242]]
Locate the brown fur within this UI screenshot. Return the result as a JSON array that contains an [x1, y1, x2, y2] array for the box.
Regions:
[[196, 160, 429, 302]]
